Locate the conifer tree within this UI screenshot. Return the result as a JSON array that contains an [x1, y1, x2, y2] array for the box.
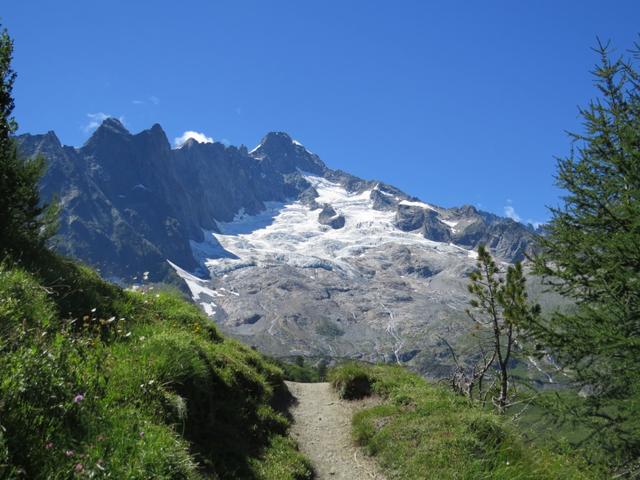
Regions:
[[466, 245, 540, 413], [0, 26, 56, 260], [530, 40, 640, 468]]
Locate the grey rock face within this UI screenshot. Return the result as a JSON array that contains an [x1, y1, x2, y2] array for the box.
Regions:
[[395, 204, 425, 231], [22, 118, 541, 377], [18, 120, 324, 281], [370, 188, 397, 211], [422, 209, 452, 243], [318, 204, 345, 229], [394, 204, 450, 242], [250, 132, 327, 175]]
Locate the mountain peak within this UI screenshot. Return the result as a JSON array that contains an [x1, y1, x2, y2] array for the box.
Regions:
[[150, 122, 164, 133], [251, 131, 294, 155], [137, 123, 170, 150], [249, 131, 326, 175], [44, 130, 62, 148], [99, 117, 129, 134], [83, 117, 131, 150], [262, 131, 293, 144]]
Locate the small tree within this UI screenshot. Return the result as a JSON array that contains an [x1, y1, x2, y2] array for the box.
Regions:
[[466, 245, 540, 413], [0, 26, 56, 261]]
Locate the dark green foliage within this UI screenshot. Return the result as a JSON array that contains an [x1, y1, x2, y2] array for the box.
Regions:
[[530, 40, 640, 468], [330, 363, 601, 479], [0, 26, 57, 261]]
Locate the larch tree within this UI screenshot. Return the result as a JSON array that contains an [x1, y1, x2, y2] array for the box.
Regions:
[[466, 245, 540, 414], [530, 39, 640, 469]]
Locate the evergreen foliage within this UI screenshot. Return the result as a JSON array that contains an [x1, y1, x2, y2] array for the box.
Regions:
[[463, 245, 540, 413], [530, 40, 640, 469], [0, 26, 57, 261]]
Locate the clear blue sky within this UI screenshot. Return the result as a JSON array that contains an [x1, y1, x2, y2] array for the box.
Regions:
[[3, 1, 639, 225]]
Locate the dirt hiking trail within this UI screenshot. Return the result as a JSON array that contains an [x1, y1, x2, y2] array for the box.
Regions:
[[286, 381, 386, 480]]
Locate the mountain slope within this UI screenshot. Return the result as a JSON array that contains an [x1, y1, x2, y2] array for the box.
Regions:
[[19, 119, 537, 376], [0, 251, 313, 479]]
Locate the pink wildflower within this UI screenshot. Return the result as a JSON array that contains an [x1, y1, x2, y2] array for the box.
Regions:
[[73, 394, 84, 403], [65, 450, 74, 457], [74, 463, 84, 472]]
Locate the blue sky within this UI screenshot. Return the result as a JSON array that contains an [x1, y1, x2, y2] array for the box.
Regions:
[[3, 1, 639, 225]]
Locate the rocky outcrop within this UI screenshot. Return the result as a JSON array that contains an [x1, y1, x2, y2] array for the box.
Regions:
[[422, 209, 451, 243], [318, 204, 345, 229], [395, 204, 425, 231], [370, 188, 397, 211], [451, 207, 534, 262]]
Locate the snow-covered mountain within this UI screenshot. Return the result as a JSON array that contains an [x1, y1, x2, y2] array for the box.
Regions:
[[19, 119, 537, 375]]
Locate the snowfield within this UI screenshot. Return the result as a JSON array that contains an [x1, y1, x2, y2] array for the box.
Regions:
[[171, 175, 478, 325], [185, 175, 472, 283]]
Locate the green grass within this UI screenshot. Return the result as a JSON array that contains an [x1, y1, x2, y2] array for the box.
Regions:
[[328, 361, 374, 399], [329, 362, 604, 480], [0, 260, 312, 479]]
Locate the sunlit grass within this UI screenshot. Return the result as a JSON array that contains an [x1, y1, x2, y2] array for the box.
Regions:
[[330, 362, 604, 480], [0, 262, 312, 479]]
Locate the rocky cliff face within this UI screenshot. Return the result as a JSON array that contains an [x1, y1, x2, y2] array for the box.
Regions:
[[18, 121, 321, 281], [19, 119, 539, 375]]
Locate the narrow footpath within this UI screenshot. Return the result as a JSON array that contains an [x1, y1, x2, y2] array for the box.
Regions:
[[285, 381, 386, 480]]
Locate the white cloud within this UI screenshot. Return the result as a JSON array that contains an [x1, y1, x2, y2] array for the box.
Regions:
[[504, 205, 521, 222], [131, 96, 159, 106], [174, 130, 214, 147], [504, 202, 544, 229], [82, 112, 125, 133]]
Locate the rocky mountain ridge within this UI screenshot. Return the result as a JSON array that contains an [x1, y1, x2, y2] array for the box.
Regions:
[[18, 119, 539, 375]]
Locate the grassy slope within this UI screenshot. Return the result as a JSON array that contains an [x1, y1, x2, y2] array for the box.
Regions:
[[0, 253, 312, 480], [329, 362, 604, 480]]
